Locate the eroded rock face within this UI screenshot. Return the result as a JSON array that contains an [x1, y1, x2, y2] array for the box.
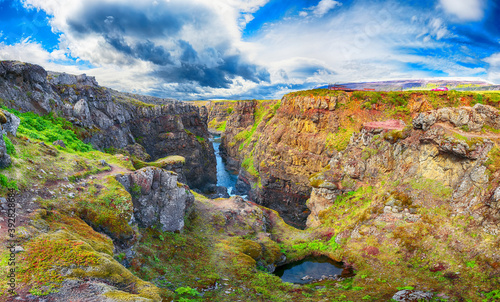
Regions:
[[307, 107, 495, 229], [412, 104, 500, 131], [0, 60, 216, 189], [0, 109, 20, 168], [116, 167, 194, 232], [218, 97, 340, 228]]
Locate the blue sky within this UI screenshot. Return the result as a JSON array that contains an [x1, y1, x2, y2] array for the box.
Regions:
[[0, 0, 499, 100]]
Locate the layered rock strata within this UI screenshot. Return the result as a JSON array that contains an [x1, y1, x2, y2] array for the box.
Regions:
[[0, 61, 216, 188]]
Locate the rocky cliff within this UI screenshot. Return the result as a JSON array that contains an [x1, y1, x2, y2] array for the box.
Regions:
[[0, 60, 216, 189], [206, 90, 500, 231]]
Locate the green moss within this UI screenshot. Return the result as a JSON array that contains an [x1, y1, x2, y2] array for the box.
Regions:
[[44, 211, 114, 255], [408, 177, 452, 199], [73, 176, 135, 241], [19, 231, 101, 295], [242, 156, 259, 177], [133, 155, 185, 170], [484, 145, 500, 173], [216, 121, 227, 132], [326, 128, 354, 152], [195, 135, 205, 143], [227, 237, 262, 260], [0, 110, 7, 124]]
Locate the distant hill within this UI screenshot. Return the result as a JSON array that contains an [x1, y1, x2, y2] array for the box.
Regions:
[[316, 78, 497, 91]]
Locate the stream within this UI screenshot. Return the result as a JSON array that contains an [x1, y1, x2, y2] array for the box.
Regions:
[[212, 134, 238, 195]]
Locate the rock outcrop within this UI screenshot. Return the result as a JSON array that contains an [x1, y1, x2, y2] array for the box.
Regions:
[[208, 91, 500, 232], [0, 108, 20, 168], [217, 96, 345, 228], [116, 167, 194, 232], [413, 103, 500, 131], [307, 105, 497, 231], [0, 60, 216, 189]]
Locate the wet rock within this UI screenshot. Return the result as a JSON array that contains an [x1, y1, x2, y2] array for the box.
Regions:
[[204, 184, 230, 199]]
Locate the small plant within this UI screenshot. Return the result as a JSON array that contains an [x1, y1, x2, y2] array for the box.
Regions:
[[466, 260, 477, 268], [175, 286, 200, 298], [482, 289, 500, 301], [0, 174, 18, 190], [130, 183, 142, 199], [3, 134, 15, 155], [115, 253, 126, 262], [195, 135, 205, 143]]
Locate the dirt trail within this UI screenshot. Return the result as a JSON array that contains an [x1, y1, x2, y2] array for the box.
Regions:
[[93, 164, 131, 180]]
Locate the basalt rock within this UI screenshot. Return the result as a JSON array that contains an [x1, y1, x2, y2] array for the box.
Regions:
[[0, 60, 216, 189], [0, 109, 20, 168], [116, 167, 194, 232], [307, 106, 496, 230], [412, 104, 500, 131]]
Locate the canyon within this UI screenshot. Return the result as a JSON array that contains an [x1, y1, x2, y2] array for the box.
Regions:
[[0, 61, 499, 301]]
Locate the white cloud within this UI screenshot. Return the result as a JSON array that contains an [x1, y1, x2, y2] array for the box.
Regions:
[[484, 53, 500, 67], [15, 0, 271, 99], [1, 0, 488, 100], [250, 1, 481, 87], [300, 0, 341, 18], [484, 53, 500, 84], [439, 0, 485, 21], [312, 0, 341, 17]]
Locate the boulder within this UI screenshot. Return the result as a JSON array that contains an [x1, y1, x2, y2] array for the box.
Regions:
[[53, 140, 66, 148], [116, 167, 194, 232], [392, 290, 433, 301], [204, 184, 230, 199], [124, 143, 151, 161], [0, 109, 20, 168]]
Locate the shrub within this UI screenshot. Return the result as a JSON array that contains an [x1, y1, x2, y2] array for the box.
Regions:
[[3, 134, 15, 155], [0, 174, 18, 190], [1, 107, 93, 152]]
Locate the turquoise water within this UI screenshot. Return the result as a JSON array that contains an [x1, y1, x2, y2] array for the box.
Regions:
[[212, 135, 238, 195]]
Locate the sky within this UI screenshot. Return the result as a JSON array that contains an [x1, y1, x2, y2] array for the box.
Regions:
[[0, 0, 499, 100]]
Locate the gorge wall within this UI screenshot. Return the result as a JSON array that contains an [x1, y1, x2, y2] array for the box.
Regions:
[[203, 91, 500, 232], [0, 61, 216, 189]]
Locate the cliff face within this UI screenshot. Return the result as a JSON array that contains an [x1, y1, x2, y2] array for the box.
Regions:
[[208, 90, 500, 230], [0, 61, 216, 189]]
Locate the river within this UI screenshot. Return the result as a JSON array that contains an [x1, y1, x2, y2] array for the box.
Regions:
[[211, 134, 238, 195]]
